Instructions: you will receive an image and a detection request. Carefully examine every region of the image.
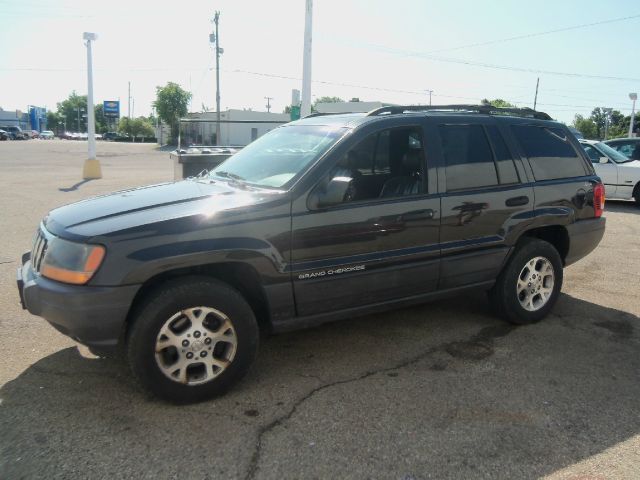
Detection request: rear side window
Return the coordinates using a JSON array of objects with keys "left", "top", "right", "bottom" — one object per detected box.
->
[
  {"left": 512, "top": 126, "right": 587, "bottom": 180},
  {"left": 440, "top": 125, "right": 498, "bottom": 191}
]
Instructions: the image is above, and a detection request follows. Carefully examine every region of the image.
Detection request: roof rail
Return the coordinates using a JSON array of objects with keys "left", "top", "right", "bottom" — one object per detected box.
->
[
  {"left": 303, "top": 112, "right": 354, "bottom": 118},
  {"left": 366, "top": 104, "right": 552, "bottom": 121}
]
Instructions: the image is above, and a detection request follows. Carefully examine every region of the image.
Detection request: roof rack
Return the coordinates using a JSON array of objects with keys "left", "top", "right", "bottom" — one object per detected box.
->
[
  {"left": 366, "top": 104, "right": 552, "bottom": 121},
  {"left": 304, "top": 112, "right": 354, "bottom": 118}
]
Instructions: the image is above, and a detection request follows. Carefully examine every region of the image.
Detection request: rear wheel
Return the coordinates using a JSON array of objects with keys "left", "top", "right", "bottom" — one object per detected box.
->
[
  {"left": 489, "top": 238, "right": 563, "bottom": 325},
  {"left": 633, "top": 183, "right": 640, "bottom": 207},
  {"left": 127, "top": 277, "right": 259, "bottom": 403}
]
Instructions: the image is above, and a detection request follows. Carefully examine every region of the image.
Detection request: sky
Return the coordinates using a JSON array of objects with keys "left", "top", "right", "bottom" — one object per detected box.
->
[{"left": 1, "top": 0, "right": 639, "bottom": 124}]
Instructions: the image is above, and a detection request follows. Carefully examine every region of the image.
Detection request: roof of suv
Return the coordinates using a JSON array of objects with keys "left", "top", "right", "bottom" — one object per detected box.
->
[{"left": 289, "top": 104, "right": 558, "bottom": 129}]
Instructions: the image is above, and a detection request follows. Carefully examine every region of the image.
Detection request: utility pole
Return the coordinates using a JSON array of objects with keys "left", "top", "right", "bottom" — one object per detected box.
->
[
  {"left": 603, "top": 107, "right": 612, "bottom": 140},
  {"left": 128, "top": 81, "right": 131, "bottom": 118},
  {"left": 212, "top": 11, "right": 222, "bottom": 145},
  {"left": 629, "top": 93, "right": 637, "bottom": 137},
  {"left": 132, "top": 98, "right": 135, "bottom": 118},
  {"left": 264, "top": 96, "right": 273, "bottom": 112},
  {"left": 425, "top": 89, "right": 433, "bottom": 106},
  {"left": 301, "top": 0, "right": 313, "bottom": 117},
  {"left": 533, "top": 77, "right": 540, "bottom": 110}
]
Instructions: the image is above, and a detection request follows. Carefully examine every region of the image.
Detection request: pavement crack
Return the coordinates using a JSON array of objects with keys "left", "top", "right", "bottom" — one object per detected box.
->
[
  {"left": 243, "top": 323, "right": 516, "bottom": 480},
  {"left": 244, "top": 347, "right": 439, "bottom": 479}
]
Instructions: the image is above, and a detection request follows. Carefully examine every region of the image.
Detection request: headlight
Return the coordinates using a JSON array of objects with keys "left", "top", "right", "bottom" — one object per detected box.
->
[{"left": 40, "top": 236, "right": 105, "bottom": 285}]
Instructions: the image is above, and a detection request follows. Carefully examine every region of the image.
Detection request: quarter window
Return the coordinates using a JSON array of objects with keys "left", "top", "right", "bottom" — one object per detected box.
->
[{"left": 512, "top": 125, "right": 587, "bottom": 180}]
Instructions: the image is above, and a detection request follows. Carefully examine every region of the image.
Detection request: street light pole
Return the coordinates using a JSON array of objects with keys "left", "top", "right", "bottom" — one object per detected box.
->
[
  {"left": 629, "top": 93, "right": 637, "bottom": 138},
  {"left": 83, "top": 32, "right": 101, "bottom": 179},
  {"left": 301, "top": 0, "right": 313, "bottom": 118}
]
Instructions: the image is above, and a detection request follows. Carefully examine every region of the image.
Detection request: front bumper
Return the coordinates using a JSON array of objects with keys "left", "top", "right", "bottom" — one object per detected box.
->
[
  {"left": 565, "top": 217, "right": 606, "bottom": 266},
  {"left": 17, "top": 255, "right": 140, "bottom": 349}
]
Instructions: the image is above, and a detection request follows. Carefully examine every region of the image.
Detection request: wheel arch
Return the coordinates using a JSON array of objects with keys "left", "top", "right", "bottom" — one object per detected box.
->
[
  {"left": 518, "top": 225, "right": 570, "bottom": 265},
  {"left": 125, "top": 262, "right": 273, "bottom": 337}
]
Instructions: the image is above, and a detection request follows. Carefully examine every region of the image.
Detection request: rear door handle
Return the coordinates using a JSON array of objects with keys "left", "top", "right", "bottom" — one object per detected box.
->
[
  {"left": 402, "top": 209, "right": 436, "bottom": 221},
  {"left": 505, "top": 196, "right": 529, "bottom": 207}
]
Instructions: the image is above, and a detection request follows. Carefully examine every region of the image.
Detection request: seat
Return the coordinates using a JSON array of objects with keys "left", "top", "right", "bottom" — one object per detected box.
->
[{"left": 379, "top": 150, "right": 422, "bottom": 198}]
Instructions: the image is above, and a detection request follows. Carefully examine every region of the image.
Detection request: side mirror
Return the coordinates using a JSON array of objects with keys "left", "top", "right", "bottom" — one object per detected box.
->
[
  {"left": 599, "top": 157, "right": 609, "bottom": 164},
  {"left": 308, "top": 174, "right": 352, "bottom": 209}
]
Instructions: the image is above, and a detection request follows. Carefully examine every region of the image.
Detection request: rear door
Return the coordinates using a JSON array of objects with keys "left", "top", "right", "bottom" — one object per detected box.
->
[
  {"left": 433, "top": 117, "right": 534, "bottom": 289},
  {"left": 289, "top": 120, "right": 441, "bottom": 316},
  {"left": 511, "top": 123, "right": 597, "bottom": 222}
]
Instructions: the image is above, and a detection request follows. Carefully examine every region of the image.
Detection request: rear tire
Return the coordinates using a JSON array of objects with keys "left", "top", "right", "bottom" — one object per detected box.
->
[
  {"left": 489, "top": 238, "right": 563, "bottom": 325},
  {"left": 127, "top": 276, "right": 259, "bottom": 403}
]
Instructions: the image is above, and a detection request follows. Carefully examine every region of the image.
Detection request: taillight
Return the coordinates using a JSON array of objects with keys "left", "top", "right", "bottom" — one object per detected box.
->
[{"left": 593, "top": 183, "right": 605, "bottom": 218}]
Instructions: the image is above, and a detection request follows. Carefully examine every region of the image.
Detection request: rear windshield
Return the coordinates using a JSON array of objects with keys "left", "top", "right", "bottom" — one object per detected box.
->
[{"left": 512, "top": 125, "right": 588, "bottom": 180}]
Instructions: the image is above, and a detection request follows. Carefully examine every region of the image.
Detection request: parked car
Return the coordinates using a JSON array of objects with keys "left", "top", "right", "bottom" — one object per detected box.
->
[
  {"left": 1, "top": 125, "right": 26, "bottom": 140},
  {"left": 580, "top": 139, "right": 640, "bottom": 206},
  {"left": 0, "top": 129, "right": 8, "bottom": 141},
  {"left": 102, "top": 131, "right": 120, "bottom": 141},
  {"left": 17, "top": 105, "right": 606, "bottom": 403},
  {"left": 22, "top": 130, "right": 39, "bottom": 139},
  {"left": 603, "top": 138, "right": 640, "bottom": 161},
  {"left": 40, "top": 130, "right": 55, "bottom": 140}
]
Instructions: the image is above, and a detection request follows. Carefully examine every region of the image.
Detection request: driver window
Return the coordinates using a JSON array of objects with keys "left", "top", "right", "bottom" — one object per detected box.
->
[
  {"left": 582, "top": 145, "right": 601, "bottom": 163},
  {"left": 326, "top": 126, "right": 425, "bottom": 204}
]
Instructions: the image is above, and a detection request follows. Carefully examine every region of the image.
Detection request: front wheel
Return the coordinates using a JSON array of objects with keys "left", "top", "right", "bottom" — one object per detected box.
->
[
  {"left": 127, "top": 277, "right": 259, "bottom": 403},
  {"left": 489, "top": 238, "right": 563, "bottom": 325}
]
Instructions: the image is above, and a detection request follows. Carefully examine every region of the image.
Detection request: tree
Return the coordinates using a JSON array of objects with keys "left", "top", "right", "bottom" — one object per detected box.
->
[
  {"left": 313, "top": 96, "right": 344, "bottom": 106},
  {"left": 481, "top": 98, "right": 516, "bottom": 108},
  {"left": 57, "top": 91, "right": 89, "bottom": 132},
  {"left": 153, "top": 82, "right": 191, "bottom": 144},
  {"left": 46, "top": 111, "right": 64, "bottom": 133},
  {"left": 118, "top": 117, "right": 155, "bottom": 141},
  {"left": 572, "top": 114, "right": 598, "bottom": 139}
]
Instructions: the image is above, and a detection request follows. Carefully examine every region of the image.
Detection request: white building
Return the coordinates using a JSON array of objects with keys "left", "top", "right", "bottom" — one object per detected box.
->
[
  {"left": 314, "top": 101, "right": 394, "bottom": 114},
  {"left": 179, "top": 109, "right": 290, "bottom": 146}
]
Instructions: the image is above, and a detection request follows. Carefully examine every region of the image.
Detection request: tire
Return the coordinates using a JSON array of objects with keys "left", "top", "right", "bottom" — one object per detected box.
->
[
  {"left": 489, "top": 238, "right": 563, "bottom": 325},
  {"left": 127, "top": 276, "right": 259, "bottom": 403},
  {"left": 633, "top": 184, "right": 640, "bottom": 207}
]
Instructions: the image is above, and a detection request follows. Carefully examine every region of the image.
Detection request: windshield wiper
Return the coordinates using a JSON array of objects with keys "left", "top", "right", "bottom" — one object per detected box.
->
[{"left": 213, "top": 170, "right": 245, "bottom": 181}]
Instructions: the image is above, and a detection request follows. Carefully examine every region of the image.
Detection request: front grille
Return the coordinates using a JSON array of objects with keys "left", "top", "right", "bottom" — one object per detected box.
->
[{"left": 31, "top": 228, "right": 48, "bottom": 273}]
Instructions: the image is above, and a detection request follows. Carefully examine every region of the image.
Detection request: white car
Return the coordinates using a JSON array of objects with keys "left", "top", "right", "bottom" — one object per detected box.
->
[
  {"left": 40, "top": 130, "right": 55, "bottom": 139},
  {"left": 580, "top": 139, "right": 640, "bottom": 206}
]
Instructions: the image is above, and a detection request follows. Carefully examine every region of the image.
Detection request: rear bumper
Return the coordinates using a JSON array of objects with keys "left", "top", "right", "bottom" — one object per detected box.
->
[
  {"left": 17, "top": 256, "right": 140, "bottom": 349},
  {"left": 565, "top": 217, "right": 606, "bottom": 266}
]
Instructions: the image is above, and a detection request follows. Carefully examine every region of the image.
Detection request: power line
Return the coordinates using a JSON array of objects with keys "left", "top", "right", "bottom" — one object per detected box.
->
[{"left": 423, "top": 13, "right": 640, "bottom": 54}]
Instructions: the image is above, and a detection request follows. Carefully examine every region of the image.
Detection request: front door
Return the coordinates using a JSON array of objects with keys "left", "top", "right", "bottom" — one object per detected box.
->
[
  {"left": 290, "top": 123, "right": 441, "bottom": 316},
  {"left": 583, "top": 143, "right": 618, "bottom": 196}
]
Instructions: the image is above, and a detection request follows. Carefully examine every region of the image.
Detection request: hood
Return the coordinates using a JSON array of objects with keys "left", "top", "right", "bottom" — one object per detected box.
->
[{"left": 44, "top": 180, "right": 285, "bottom": 240}]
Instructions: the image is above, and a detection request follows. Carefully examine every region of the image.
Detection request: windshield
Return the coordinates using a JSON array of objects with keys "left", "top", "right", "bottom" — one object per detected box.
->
[
  {"left": 209, "top": 125, "right": 346, "bottom": 188},
  {"left": 595, "top": 142, "right": 632, "bottom": 163}
]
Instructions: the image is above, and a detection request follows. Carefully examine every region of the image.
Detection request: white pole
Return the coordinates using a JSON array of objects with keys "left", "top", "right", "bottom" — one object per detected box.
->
[
  {"left": 83, "top": 32, "right": 101, "bottom": 179},
  {"left": 301, "top": 0, "right": 313, "bottom": 117},
  {"left": 86, "top": 38, "right": 96, "bottom": 160},
  {"left": 629, "top": 98, "right": 637, "bottom": 138}
]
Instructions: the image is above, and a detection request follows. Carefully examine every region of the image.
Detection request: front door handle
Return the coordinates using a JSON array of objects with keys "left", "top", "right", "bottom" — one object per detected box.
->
[
  {"left": 505, "top": 196, "right": 529, "bottom": 207},
  {"left": 402, "top": 209, "right": 436, "bottom": 221}
]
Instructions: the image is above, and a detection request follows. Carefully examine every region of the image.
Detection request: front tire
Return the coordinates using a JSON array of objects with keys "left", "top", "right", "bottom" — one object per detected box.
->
[
  {"left": 489, "top": 238, "right": 563, "bottom": 325},
  {"left": 127, "top": 277, "right": 259, "bottom": 403}
]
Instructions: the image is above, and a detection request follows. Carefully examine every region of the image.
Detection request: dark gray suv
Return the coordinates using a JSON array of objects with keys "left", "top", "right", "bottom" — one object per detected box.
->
[{"left": 17, "top": 105, "right": 606, "bottom": 403}]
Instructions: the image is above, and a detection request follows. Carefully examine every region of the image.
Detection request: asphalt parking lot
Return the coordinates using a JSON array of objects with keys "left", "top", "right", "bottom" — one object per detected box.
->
[{"left": 0, "top": 140, "right": 639, "bottom": 479}]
